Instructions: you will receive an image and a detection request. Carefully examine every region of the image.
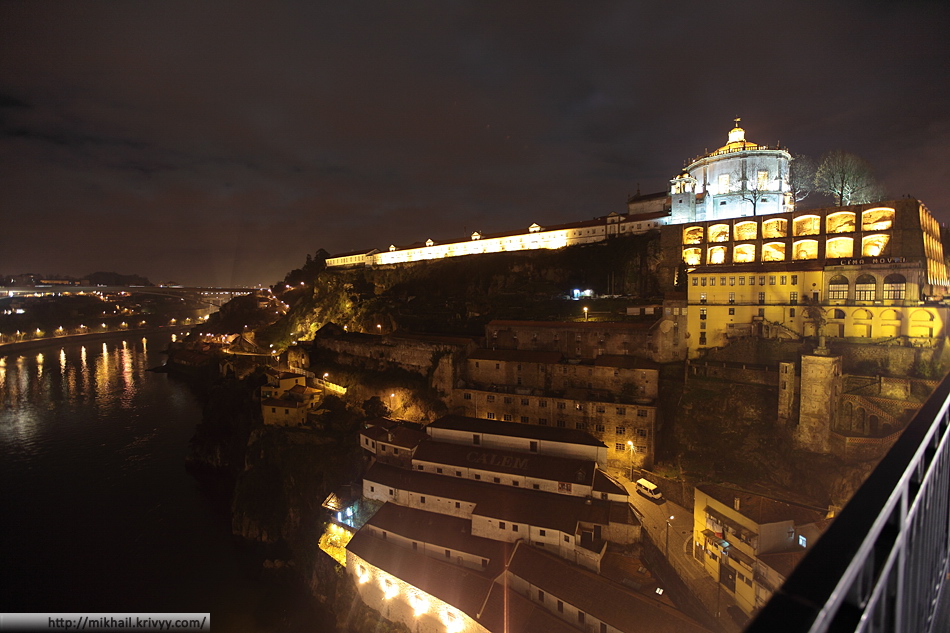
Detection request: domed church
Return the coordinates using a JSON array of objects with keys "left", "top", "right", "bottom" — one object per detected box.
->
[{"left": 668, "top": 119, "right": 793, "bottom": 224}]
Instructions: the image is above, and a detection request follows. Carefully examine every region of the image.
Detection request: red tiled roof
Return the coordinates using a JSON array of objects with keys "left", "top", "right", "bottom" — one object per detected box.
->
[
  {"left": 427, "top": 415, "right": 606, "bottom": 448},
  {"left": 347, "top": 531, "right": 495, "bottom": 619},
  {"left": 379, "top": 426, "right": 429, "bottom": 450},
  {"left": 412, "top": 440, "right": 597, "bottom": 486},
  {"left": 363, "top": 463, "right": 610, "bottom": 534},
  {"left": 697, "top": 484, "right": 826, "bottom": 526},
  {"left": 757, "top": 550, "right": 807, "bottom": 578},
  {"left": 365, "top": 503, "right": 507, "bottom": 569},
  {"left": 593, "top": 469, "right": 628, "bottom": 497},
  {"left": 478, "top": 584, "right": 581, "bottom": 633},
  {"left": 506, "top": 543, "right": 713, "bottom": 633}
]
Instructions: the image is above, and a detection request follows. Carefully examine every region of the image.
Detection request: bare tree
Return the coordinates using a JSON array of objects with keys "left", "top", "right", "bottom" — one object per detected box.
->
[
  {"left": 788, "top": 154, "right": 817, "bottom": 203},
  {"left": 732, "top": 159, "right": 769, "bottom": 216},
  {"left": 815, "top": 150, "right": 885, "bottom": 206}
]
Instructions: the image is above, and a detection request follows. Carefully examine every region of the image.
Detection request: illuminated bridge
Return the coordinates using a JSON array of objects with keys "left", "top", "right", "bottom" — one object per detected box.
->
[{"left": 748, "top": 371, "right": 950, "bottom": 632}]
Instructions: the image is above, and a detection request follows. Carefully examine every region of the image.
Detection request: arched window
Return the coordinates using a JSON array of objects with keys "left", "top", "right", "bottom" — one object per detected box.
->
[
  {"left": 855, "top": 275, "right": 876, "bottom": 301},
  {"left": 763, "top": 218, "right": 788, "bottom": 238},
  {"left": 883, "top": 274, "right": 906, "bottom": 300},
  {"left": 682, "top": 248, "right": 701, "bottom": 266},
  {"left": 852, "top": 309, "right": 873, "bottom": 320},
  {"left": 708, "top": 224, "right": 730, "bottom": 243},
  {"left": 734, "top": 221, "right": 757, "bottom": 241},
  {"left": 762, "top": 242, "right": 786, "bottom": 262},
  {"left": 856, "top": 407, "right": 866, "bottom": 432},
  {"left": 733, "top": 244, "right": 756, "bottom": 263},
  {"left": 833, "top": 309, "right": 846, "bottom": 319},
  {"left": 826, "top": 211, "right": 856, "bottom": 233},
  {"left": 862, "top": 207, "right": 894, "bottom": 231},
  {"left": 826, "top": 237, "right": 854, "bottom": 258},
  {"left": 829, "top": 275, "right": 849, "bottom": 300},
  {"left": 862, "top": 234, "right": 890, "bottom": 257},
  {"left": 910, "top": 310, "right": 934, "bottom": 338},
  {"left": 793, "top": 239, "right": 818, "bottom": 260},
  {"left": 793, "top": 215, "right": 821, "bottom": 236},
  {"left": 707, "top": 246, "right": 727, "bottom": 265},
  {"left": 683, "top": 226, "right": 704, "bottom": 245}
]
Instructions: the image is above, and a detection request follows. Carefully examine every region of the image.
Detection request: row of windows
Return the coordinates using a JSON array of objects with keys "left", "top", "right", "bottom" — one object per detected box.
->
[
  {"left": 471, "top": 393, "right": 648, "bottom": 416},
  {"left": 699, "top": 292, "right": 799, "bottom": 306},
  {"left": 537, "top": 590, "right": 605, "bottom": 630},
  {"left": 480, "top": 412, "right": 651, "bottom": 440},
  {"left": 615, "top": 443, "right": 647, "bottom": 453},
  {"left": 412, "top": 465, "right": 547, "bottom": 490},
  {"left": 475, "top": 361, "right": 627, "bottom": 378},
  {"left": 828, "top": 274, "right": 906, "bottom": 301},
  {"left": 694, "top": 274, "right": 799, "bottom": 287},
  {"left": 684, "top": 234, "right": 890, "bottom": 265},
  {"left": 682, "top": 208, "right": 895, "bottom": 244}
]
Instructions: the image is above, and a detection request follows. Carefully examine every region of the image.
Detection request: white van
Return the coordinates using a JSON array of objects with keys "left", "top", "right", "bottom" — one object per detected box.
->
[{"left": 635, "top": 478, "right": 663, "bottom": 500}]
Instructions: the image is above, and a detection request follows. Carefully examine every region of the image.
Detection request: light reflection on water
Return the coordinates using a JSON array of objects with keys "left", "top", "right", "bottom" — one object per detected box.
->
[
  {"left": 0, "top": 334, "right": 333, "bottom": 629},
  {"left": 0, "top": 339, "right": 154, "bottom": 458}
]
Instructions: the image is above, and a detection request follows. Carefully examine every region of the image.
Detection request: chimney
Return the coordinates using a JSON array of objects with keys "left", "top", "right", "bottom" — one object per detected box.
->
[{"left": 733, "top": 496, "right": 741, "bottom": 511}]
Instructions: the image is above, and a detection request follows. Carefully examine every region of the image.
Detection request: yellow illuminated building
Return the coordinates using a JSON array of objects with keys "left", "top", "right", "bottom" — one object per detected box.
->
[{"left": 678, "top": 198, "right": 949, "bottom": 357}]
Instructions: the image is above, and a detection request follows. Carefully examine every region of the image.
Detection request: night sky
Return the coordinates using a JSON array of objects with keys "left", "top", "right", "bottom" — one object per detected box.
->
[{"left": 2, "top": 1, "right": 948, "bottom": 287}]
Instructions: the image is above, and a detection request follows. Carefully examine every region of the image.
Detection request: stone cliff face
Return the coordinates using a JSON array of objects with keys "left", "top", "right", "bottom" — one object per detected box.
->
[
  {"left": 230, "top": 425, "right": 360, "bottom": 544},
  {"left": 186, "top": 378, "right": 257, "bottom": 476},
  {"left": 190, "top": 375, "right": 389, "bottom": 630}
]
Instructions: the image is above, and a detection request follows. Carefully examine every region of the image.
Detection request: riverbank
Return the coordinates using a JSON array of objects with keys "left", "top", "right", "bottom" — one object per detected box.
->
[{"left": 0, "top": 325, "right": 187, "bottom": 356}]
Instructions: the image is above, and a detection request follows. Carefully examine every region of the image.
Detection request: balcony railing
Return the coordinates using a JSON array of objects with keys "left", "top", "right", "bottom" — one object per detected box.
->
[{"left": 747, "top": 368, "right": 950, "bottom": 632}]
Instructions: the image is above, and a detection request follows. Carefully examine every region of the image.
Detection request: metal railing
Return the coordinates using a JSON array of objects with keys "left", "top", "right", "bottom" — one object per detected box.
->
[{"left": 747, "top": 368, "right": 950, "bottom": 632}]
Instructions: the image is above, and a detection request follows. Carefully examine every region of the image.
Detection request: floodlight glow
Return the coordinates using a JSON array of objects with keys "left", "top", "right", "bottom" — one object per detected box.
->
[{"left": 409, "top": 592, "right": 430, "bottom": 616}]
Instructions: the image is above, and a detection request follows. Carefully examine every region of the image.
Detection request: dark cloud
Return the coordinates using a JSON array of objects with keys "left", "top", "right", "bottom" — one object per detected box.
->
[{"left": 1, "top": 1, "right": 948, "bottom": 286}]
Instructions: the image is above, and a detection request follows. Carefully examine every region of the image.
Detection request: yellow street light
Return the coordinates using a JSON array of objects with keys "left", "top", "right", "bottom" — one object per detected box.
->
[
  {"left": 626, "top": 441, "right": 634, "bottom": 479},
  {"left": 583, "top": 306, "right": 589, "bottom": 321}
]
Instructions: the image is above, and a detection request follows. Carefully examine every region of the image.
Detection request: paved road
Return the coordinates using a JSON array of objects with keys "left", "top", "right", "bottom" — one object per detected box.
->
[{"left": 620, "top": 474, "right": 746, "bottom": 633}]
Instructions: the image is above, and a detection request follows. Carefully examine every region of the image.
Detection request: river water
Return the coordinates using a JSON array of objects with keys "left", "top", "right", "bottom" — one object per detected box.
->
[{"left": 0, "top": 333, "right": 331, "bottom": 631}]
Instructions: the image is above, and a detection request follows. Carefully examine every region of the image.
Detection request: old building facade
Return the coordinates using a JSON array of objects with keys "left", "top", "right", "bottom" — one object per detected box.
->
[{"left": 675, "top": 198, "right": 948, "bottom": 358}]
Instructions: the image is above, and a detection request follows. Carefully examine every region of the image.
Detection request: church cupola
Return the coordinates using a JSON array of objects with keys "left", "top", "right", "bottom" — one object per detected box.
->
[{"left": 728, "top": 119, "right": 746, "bottom": 144}]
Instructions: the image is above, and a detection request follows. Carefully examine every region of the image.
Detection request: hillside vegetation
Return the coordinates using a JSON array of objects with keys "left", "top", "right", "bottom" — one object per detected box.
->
[{"left": 204, "top": 234, "right": 666, "bottom": 347}]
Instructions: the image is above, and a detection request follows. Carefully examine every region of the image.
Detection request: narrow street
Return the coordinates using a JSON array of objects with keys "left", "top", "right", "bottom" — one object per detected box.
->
[{"left": 620, "top": 475, "right": 746, "bottom": 633}]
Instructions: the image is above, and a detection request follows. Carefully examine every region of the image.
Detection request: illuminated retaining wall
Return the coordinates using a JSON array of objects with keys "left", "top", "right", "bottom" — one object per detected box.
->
[{"left": 346, "top": 549, "right": 489, "bottom": 633}]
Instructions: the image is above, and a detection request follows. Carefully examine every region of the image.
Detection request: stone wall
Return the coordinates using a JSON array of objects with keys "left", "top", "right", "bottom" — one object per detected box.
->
[
  {"left": 829, "top": 430, "right": 901, "bottom": 462},
  {"left": 313, "top": 334, "right": 473, "bottom": 396},
  {"left": 466, "top": 356, "right": 659, "bottom": 401},
  {"left": 687, "top": 360, "right": 780, "bottom": 387},
  {"left": 795, "top": 354, "right": 842, "bottom": 453}
]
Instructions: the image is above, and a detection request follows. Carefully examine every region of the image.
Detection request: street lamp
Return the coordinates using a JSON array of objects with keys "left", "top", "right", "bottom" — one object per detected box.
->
[
  {"left": 626, "top": 441, "right": 634, "bottom": 479},
  {"left": 665, "top": 515, "right": 675, "bottom": 559},
  {"left": 376, "top": 324, "right": 382, "bottom": 334},
  {"left": 390, "top": 392, "right": 395, "bottom": 413},
  {"left": 583, "top": 306, "right": 589, "bottom": 321}
]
